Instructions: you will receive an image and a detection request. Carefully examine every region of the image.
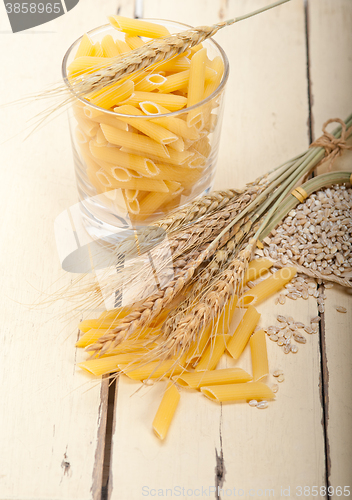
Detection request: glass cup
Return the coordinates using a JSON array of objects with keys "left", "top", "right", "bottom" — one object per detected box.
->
[{"left": 62, "top": 19, "right": 229, "bottom": 240}]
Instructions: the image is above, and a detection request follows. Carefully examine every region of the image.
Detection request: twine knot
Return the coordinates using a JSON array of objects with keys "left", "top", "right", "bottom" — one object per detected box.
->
[{"left": 310, "top": 118, "right": 352, "bottom": 169}]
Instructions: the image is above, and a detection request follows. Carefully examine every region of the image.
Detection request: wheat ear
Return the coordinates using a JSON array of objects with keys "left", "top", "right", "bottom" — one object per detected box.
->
[
  {"left": 156, "top": 240, "right": 257, "bottom": 359},
  {"left": 85, "top": 186, "right": 264, "bottom": 356},
  {"left": 67, "top": 0, "right": 290, "bottom": 97}
]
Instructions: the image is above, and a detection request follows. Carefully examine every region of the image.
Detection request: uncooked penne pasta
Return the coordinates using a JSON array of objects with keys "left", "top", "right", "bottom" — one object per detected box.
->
[
  {"left": 226, "top": 306, "right": 261, "bottom": 360},
  {"left": 113, "top": 105, "right": 179, "bottom": 145},
  {"left": 125, "top": 34, "right": 145, "bottom": 50},
  {"left": 214, "top": 295, "right": 238, "bottom": 335},
  {"left": 89, "top": 142, "right": 159, "bottom": 177},
  {"left": 120, "top": 146, "right": 194, "bottom": 166},
  {"left": 92, "top": 41, "right": 104, "bottom": 57},
  {"left": 174, "top": 368, "right": 252, "bottom": 389},
  {"left": 76, "top": 328, "right": 109, "bottom": 348},
  {"left": 140, "top": 102, "right": 200, "bottom": 140},
  {"left": 109, "top": 16, "right": 170, "bottom": 38},
  {"left": 101, "top": 34, "right": 121, "bottom": 57},
  {"left": 154, "top": 56, "right": 190, "bottom": 73},
  {"left": 195, "top": 334, "right": 230, "bottom": 372},
  {"left": 135, "top": 74, "right": 167, "bottom": 92},
  {"left": 201, "top": 382, "right": 275, "bottom": 403},
  {"left": 242, "top": 258, "right": 273, "bottom": 286},
  {"left": 96, "top": 160, "right": 133, "bottom": 182},
  {"left": 186, "top": 324, "right": 212, "bottom": 364},
  {"left": 153, "top": 382, "right": 180, "bottom": 440},
  {"left": 79, "top": 353, "right": 146, "bottom": 377},
  {"left": 124, "top": 189, "right": 139, "bottom": 201},
  {"left": 123, "top": 190, "right": 140, "bottom": 214},
  {"left": 119, "top": 359, "right": 185, "bottom": 380},
  {"left": 187, "top": 48, "right": 207, "bottom": 126},
  {"left": 153, "top": 163, "right": 202, "bottom": 184},
  {"left": 84, "top": 109, "right": 128, "bottom": 131},
  {"left": 100, "top": 123, "right": 170, "bottom": 159},
  {"left": 79, "top": 317, "right": 124, "bottom": 332},
  {"left": 135, "top": 191, "right": 175, "bottom": 221},
  {"left": 204, "top": 56, "right": 225, "bottom": 98},
  {"left": 158, "top": 67, "right": 215, "bottom": 94},
  {"left": 239, "top": 267, "right": 297, "bottom": 306},
  {"left": 115, "top": 39, "right": 131, "bottom": 54},
  {"left": 89, "top": 80, "right": 134, "bottom": 109},
  {"left": 250, "top": 329, "right": 269, "bottom": 382},
  {"left": 118, "top": 91, "right": 187, "bottom": 111},
  {"left": 68, "top": 56, "right": 112, "bottom": 77},
  {"left": 74, "top": 33, "right": 94, "bottom": 59}
]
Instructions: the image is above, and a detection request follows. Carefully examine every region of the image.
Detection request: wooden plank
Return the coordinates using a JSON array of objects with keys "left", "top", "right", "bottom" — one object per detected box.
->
[
  {"left": 108, "top": 1, "right": 326, "bottom": 498},
  {"left": 308, "top": 0, "right": 352, "bottom": 495},
  {"left": 0, "top": 1, "right": 134, "bottom": 499}
]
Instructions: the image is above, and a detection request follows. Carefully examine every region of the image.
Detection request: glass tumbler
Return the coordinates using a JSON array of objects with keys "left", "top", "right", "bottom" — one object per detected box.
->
[{"left": 62, "top": 19, "right": 229, "bottom": 240}]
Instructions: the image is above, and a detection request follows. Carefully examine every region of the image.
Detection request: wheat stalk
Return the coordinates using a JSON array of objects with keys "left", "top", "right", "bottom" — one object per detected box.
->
[
  {"left": 157, "top": 239, "right": 257, "bottom": 359},
  {"left": 151, "top": 188, "right": 243, "bottom": 233},
  {"left": 66, "top": 0, "right": 290, "bottom": 98}
]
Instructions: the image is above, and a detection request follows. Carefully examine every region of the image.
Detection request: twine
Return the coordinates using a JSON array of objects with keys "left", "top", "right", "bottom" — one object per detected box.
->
[{"left": 310, "top": 118, "right": 352, "bottom": 170}]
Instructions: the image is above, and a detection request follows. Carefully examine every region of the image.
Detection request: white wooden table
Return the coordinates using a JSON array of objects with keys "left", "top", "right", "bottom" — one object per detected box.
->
[{"left": 0, "top": 1, "right": 351, "bottom": 499}]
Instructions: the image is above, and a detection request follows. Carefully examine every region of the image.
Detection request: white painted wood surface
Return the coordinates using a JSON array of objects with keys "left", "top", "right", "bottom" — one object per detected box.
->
[
  {"left": 108, "top": 1, "right": 327, "bottom": 498},
  {"left": 0, "top": 1, "right": 133, "bottom": 499},
  {"left": 1, "top": 0, "right": 351, "bottom": 498},
  {"left": 308, "top": 0, "right": 352, "bottom": 496}
]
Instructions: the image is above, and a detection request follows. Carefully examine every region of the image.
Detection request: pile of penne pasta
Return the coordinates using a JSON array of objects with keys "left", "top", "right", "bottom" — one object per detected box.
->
[
  {"left": 77, "top": 258, "right": 297, "bottom": 440},
  {"left": 67, "top": 17, "right": 225, "bottom": 221}
]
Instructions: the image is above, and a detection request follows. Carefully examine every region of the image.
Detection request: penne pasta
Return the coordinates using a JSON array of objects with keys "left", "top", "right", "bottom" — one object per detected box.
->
[
  {"left": 120, "top": 146, "right": 194, "bottom": 166},
  {"left": 239, "top": 267, "right": 297, "bottom": 306},
  {"left": 84, "top": 109, "right": 128, "bottom": 131},
  {"left": 100, "top": 123, "right": 170, "bottom": 159},
  {"left": 226, "top": 306, "right": 261, "bottom": 360},
  {"left": 76, "top": 328, "right": 109, "bottom": 348},
  {"left": 250, "top": 329, "right": 269, "bottom": 382},
  {"left": 118, "top": 91, "right": 187, "bottom": 111},
  {"left": 74, "top": 33, "right": 94, "bottom": 59},
  {"left": 152, "top": 382, "right": 180, "bottom": 440},
  {"left": 195, "top": 334, "right": 230, "bottom": 372},
  {"left": 135, "top": 192, "right": 174, "bottom": 221},
  {"left": 101, "top": 34, "right": 120, "bottom": 57},
  {"left": 154, "top": 56, "right": 190, "bottom": 73},
  {"left": 201, "top": 382, "right": 275, "bottom": 403},
  {"left": 119, "top": 360, "right": 185, "bottom": 380},
  {"left": 92, "top": 41, "right": 104, "bottom": 57},
  {"left": 113, "top": 105, "right": 179, "bottom": 144},
  {"left": 174, "top": 368, "right": 252, "bottom": 389},
  {"left": 109, "top": 16, "right": 170, "bottom": 38},
  {"left": 135, "top": 74, "right": 167, "bottom": 92},
  {"left": 214, "top": 295, "right": 238, "bottom": 335},
  {"left": 89, "top": 80, "right": 134, "bottom": 109},
  {"left": 153, "top": 163, "right": 202, "bottom": 184},
  {"left": 186, "top": 324, "right": 212, "bottom": 364},
  {"left": 187, "top": 47, "right": 207, "bottom": 126},
  {"left": 204, "top": 56, "right": 225, "bottom": 98},
  {"left": 79, "top": 353, "right": 147, "bottom": 377},
  {"left": 125, "top": 34, "right": 145, "bottom": 50},
  {"left": 67, "top": 56, "right": 113, "bottom": 77},
  {"left": 115, "top": 39, "right": 131, "bottom": 54},
  {"left": 89, "top": 142, "right": 159, "bottom": 177},
  {"left": 158, "top": 67, "right": 216, "bottom": 94},
  {"left": 242, "top": 258, "right": 274, "bottom": 286},
  {"left": 79, "top": 317, "right": 124, "bottom": 333},
  {"left": 140, "top": 102, "right": 200, "bottom": 140}
]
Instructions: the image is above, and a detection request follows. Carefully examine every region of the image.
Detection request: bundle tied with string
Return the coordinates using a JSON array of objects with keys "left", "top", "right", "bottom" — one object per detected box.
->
[{"left": 309, "top": 118, "right": 352, "bottom": 170}]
